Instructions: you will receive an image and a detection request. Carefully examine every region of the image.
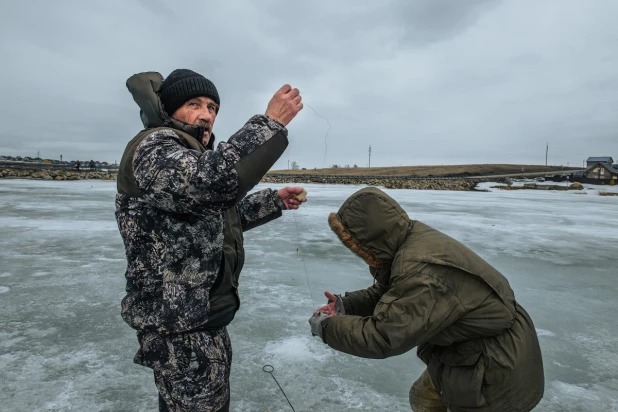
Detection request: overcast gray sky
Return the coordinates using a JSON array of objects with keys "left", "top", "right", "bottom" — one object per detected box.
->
[{"left": 1, "top": 0, "right": 616, "bottom": 169}]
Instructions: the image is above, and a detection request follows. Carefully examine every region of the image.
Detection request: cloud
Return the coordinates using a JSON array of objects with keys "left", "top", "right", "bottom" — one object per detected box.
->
[{"left": 0, "top": 0, "right": 616, "bottom": 168}]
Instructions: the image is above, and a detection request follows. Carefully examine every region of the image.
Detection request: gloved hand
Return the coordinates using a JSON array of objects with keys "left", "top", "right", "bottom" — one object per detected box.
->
[{"left": 308, "top": 311, "right": 331, "bottom": 340}]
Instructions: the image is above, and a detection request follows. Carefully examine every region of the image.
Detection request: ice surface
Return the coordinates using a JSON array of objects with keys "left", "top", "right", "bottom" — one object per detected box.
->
[{"left": 0, "top": 179, "right": 617, "bottom": 411}]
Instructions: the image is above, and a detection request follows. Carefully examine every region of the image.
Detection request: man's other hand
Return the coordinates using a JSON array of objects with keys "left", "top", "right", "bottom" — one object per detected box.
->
[
  {"left": 316, "top": 291, "right": 338, "bottom": 316},
  {"left": 278, "top": 187, "right": 307, "bottom": 210},
  {"left": 265, "top": 84, "right": 303, "bottom": 126}
]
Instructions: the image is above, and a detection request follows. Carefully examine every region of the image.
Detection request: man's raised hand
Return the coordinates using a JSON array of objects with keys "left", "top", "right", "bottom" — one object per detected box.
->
[{"left": 265, "top": 84, "right": 303, "bottom": 126}]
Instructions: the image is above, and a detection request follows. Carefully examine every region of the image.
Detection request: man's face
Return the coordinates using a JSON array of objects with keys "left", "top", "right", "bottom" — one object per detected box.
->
[{"left": 170, "top": 96, "right": 218, "bottom": 142}]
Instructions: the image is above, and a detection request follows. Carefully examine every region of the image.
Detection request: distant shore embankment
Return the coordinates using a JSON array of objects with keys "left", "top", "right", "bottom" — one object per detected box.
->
[
  {"left": 261, "top": 175, "right": 480, "bottom": 191},
  {"left": 3, "top": 166, "right": 594, "bottom": 194},
  {"left": 0, "top": 167, "right": 481, "bottom": 190},
  {"left": 0, "top": 167, "right": 116, "bottom": 181}
]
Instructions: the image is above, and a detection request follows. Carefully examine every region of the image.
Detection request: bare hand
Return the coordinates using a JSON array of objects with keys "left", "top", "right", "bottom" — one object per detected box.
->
[
  {"left": 316, "top": 291, "right": 338, "bottom": 316},
  {"left": 277, "top": 187, "right": 307, "bottom": 210},
  {"left": 265, "top": 84, "right": 303, "bottom": 126}
]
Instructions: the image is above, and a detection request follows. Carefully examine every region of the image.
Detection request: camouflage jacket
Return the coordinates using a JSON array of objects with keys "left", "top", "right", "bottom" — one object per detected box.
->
[{"left": 115, "top": 114, "right": 287, "bottom": 336}]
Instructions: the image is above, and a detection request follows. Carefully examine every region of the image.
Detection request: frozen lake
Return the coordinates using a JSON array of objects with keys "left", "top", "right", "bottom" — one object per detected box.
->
[{"left": 0, "top": 179, "right": 617, "bottom": 412}]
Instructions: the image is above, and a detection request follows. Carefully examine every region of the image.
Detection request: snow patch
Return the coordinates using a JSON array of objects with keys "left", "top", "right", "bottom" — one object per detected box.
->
[
  {"left": 263, "top": 336, "right": 332, "bottom": 364},
  {"left": 551, "top": 381, "right": 600, "bottom": 401}
]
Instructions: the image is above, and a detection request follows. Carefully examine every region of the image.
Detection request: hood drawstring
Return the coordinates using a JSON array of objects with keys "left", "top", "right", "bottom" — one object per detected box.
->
[{"left": 196, "top": 126, "right": 205, "bottom": 145}]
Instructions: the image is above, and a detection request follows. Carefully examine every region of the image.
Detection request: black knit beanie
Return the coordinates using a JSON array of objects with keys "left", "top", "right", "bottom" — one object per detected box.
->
[{"left": 160, "top": 69, "right": 220, "bottom": 116}]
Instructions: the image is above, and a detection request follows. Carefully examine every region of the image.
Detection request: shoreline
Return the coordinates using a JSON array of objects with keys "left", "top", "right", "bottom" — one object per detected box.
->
[
  {"left": 0, "top": 167, "right": 481, "bottom": 190},
  {"left": 3, "top": 167, "right": 615, "bottom": 195},
  {"left": 0, "top": 167, "right": 116, "bottom": 181}
]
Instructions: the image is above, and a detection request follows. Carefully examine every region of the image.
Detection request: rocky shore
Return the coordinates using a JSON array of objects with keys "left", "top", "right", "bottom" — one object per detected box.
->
[
  {"left": 12, "top": 167, "right": 608, "bottom": 195},
  {"left": 1, "top": 167, "right": 483, "bottom": 190},
  {"left": 491, "top": 182, "right": 583, "bottom": 191},
  {"left": 0, "top": 167, "right": 117, "bottom": 181},
  {"left": 261, "top": 176, "right": 480, "bottom": 191}
]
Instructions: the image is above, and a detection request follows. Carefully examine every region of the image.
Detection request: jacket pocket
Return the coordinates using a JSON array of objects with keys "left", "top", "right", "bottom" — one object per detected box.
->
[
  {"left": 373, "top": 293, "right": 399, "bottom": 322},
  {"left": 428, "top": 342, "right": 488, "bottom": 409}
]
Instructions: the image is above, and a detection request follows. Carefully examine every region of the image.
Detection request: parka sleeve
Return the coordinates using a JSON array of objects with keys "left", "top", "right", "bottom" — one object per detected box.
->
[
  {"left": 237, "top": 188, "right": 286, "bottom": 232},
  {"left": 340, "top": 282, "right": 389, "bottom": 317},
  {"left": 321, "top": 272, "right": 465, "bottom": 359},
  {"left": 133, "top": 115, "right": 287, "bottom": 215}
]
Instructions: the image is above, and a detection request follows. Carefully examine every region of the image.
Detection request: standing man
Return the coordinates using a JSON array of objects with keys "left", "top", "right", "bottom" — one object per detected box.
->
[
  {"left": 116, "top": 69, "right": 306, "bottom": 411},
  {"left": 310, "top": 187, "right": 544, "bottom": 412}
]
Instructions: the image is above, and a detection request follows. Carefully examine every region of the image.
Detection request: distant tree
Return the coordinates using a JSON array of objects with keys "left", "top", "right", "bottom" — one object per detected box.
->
[
  {"left": 291, "top": 161, "right": 300, "bottom": 170},
  {"left": 332, "top": 164, "right": 339, "bottom": 168},
  {"left": 353, "top": 164, "right": 358, "bottom": 168}
]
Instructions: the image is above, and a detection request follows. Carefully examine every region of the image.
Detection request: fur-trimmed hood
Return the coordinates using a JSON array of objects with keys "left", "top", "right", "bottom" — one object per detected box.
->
[{"left": 328, "top": 187, "right": 411, "bottom": 270}]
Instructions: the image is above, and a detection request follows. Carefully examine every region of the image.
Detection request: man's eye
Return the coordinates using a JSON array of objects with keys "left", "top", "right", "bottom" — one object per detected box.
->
[
  {"left": 208, "top": 105, "right": 216, "bottom": 112},
  {"left": 189, "top": 102, "right": 198, "bottom": 107}
]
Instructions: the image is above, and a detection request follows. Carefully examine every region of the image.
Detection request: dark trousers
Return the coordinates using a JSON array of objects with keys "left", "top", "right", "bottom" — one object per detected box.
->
[
  {"left": 151, "top": 328, "right": 232, "bottom": 412},
  {"left": 158, "top": 394, "right": 230, "bottom": 412}
]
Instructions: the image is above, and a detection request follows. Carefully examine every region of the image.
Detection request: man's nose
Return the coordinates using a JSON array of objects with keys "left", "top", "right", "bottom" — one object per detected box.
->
[{"left": 198, "top": 108, "right": 214, "bottom": 123}]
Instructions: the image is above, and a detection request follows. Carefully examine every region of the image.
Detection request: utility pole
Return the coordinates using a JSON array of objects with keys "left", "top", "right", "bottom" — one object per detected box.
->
[
  {"left": 60, "top": 155, "right": 63, "bottom": 162},
  {"left": 368, "top": 145, "right": 372, "bottom": 168},
  {"left": 37, "top": 150, "right": 40, "bottom": 159},
  {"left": 545, "top": 143, "right": 548, "bottom": 166}
]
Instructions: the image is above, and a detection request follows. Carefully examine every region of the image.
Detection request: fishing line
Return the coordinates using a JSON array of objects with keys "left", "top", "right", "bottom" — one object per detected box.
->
[
  {"left": 292, "top": 210, "right": 352, "bottom": 408},
  {"left": 263, "top": 104, "right": 347, "bottom": 411},
  {"left": 303, "top": 103, "right": 332, "bottom": 167}
]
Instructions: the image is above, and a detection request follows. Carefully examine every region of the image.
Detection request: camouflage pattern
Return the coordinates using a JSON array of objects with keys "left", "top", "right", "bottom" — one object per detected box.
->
[
  {"left": 138, "top": 327, "right": 233, "bottom": 411},
  {"left": 118, "top": 67, "right": 293, "bottom": 410},
  {"left": 116, "top": 114, "right": 285, "bottom": 336},
  {"left": 237, "top": 188, "right": 286, "bottom": 231},
  {"left": 115, "top": 113, "right": 288, "bottom": 411}
]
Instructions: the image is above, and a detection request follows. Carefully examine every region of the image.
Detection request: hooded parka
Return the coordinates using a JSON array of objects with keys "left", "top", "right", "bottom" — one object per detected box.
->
[{"left": 321, "top": 187, "right": 544, "bottom": 412}]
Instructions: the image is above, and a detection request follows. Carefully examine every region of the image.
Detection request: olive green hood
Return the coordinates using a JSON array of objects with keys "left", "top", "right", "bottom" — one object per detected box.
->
[
  {"left": 328, "top": 187, "right": 411, "bottom": 268},
  {"left": 125, "top": 71, "right": 216, "bottom": 149}
]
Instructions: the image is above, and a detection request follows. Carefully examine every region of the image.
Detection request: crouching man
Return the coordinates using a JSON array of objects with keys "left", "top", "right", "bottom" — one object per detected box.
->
[{"left": 309, "top": 187, "right": 544, "bottom": 412}]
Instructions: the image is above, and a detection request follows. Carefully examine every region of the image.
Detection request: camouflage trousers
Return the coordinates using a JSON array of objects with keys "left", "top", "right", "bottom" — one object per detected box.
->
[
  {"left": 140, "top": 327, "right": 233, "bottom": 412},
  {"left": 409, "top": 368, "right": 450, "bottom": 412}
]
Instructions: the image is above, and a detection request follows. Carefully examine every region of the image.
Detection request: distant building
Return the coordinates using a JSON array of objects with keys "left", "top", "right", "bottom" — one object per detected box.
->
[
  {"left": 584, "top": 161, "right": 618, "bottom": 184},
  {"left": 586, "top": 156, "right": 613, "bottom": 168}
]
